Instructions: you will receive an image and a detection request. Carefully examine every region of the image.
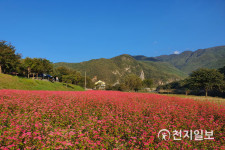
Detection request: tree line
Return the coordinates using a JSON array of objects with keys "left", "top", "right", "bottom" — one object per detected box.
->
[
  {"left": 157, "top": 68, "right": 225, "bottom": 97},
  {"left": 0, "top": 40, "right": 93, "bottom": 88},
  {"left": 106, "top": 74, "right": 153, "bottom": 92}
]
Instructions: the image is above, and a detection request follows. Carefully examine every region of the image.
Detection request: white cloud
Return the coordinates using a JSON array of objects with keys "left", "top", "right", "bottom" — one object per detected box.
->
[{"left": 173, "top": 51, "right": 180, "bottom": 54}]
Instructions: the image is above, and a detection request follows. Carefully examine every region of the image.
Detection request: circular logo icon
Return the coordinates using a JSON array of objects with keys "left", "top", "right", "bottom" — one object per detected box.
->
[{"left": 158, "top": 129, "right": 171, "bottom": 140}]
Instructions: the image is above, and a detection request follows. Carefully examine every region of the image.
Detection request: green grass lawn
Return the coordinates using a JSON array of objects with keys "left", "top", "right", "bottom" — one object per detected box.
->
[
  {"left": 161, "top": 93, "right": 225, "bottom": 105},
  {"left": 0, "top": 74, "right": 84, "bottom": 91}
]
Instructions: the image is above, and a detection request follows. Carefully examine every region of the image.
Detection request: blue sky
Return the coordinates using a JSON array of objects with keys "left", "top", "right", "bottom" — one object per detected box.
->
[{"left": 0, "top": 0, "right": 225, "bottom": 63}]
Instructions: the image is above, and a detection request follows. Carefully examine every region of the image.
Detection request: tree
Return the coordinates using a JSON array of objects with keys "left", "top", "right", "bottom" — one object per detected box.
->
[
  {"left": 0, "top": 41, "right": 21, "bottom": 74},
  {"left": 142, "top": 78, "right": 153, "bottom": 89},
  {"left": 20, "top": 57, "right": 53, "bottom": 78},
  {"left": 218, "top": 66, "right": 225, "bottom": 76},
  {"left": 112, "top": 83, "right": 128, "bottom": 91},
  {"left": 62, "top": 75, "right": 74, "bottom": 87},
  {"left": 180, "top": 79, "right": 191, "bottom": 95},
  {"left": 124, "top": 74, "right": 142, "bottom": 92},
  {"left": 72, "top": 72, "right": 82, "bottom": 85},
  {"left": 217, "top": 66, "right": 225, "bottom": 94},
  {"left": 53, "top": 66, "right": 71, "bottom": 82},
  {"left": 187, "top": 68, "right": 224, "bottom": 96},
  {"left": 32, "top": 58, "right": 53, "bottom": 77},
  {"left": 78, "top": 76, "right": 94, "bottom": 88},
  {"left": 23, "top": 57, "right": 35, "bottom": 78}
]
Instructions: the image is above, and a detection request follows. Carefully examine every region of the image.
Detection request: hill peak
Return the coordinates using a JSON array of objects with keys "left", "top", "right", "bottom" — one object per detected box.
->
[
  {"left": 112, "top": 54, "right": 135, "bottom": 61},
  {"left": 117, "top": 54, "right": 132, "bottom": 57}
]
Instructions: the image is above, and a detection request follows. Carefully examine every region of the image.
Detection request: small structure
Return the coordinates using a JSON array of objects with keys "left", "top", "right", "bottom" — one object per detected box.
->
[
  {"left": 56, "top": 77, "right": 59, "bottom": 82},
  {"left": 37, "top": 74, "right": 54, "bottom": 82},
  {"left": 39, "top": 74, "right": 53, "bottom": 79},
  {"left": 92, "top": 76, "right": 97, "bottom": 82},
  {"left": 143, "top": 88, "right": 151, "bottom": 92},
  {"left": 140, "top": 70, "right": 145, "bottom": 81},
  {"left": 95, "top": 80, "right": 106, "bottom": 90}
]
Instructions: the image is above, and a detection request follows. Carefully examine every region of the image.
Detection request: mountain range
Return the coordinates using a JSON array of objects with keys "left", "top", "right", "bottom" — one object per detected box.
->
[
  {"left": 133, "top": 46, "right": 225, "bottom": 74},
  {"left": 55, "top": 46, "right": 225, "bottom": 85}
]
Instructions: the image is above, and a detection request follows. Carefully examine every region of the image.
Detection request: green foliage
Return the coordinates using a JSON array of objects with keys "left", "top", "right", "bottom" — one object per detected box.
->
[
  {"left": 140, "top": 61, "right": 187, "bottom": 78},
  {"left": 124, "top": 74, "right": 142, "bottom": 91},
  {"left": 54, "top": 66, "right": 94, "bottom": 88},
  {"left": 18, "top": 57, "right": 53, "bottom": 77},
  {"left": 157, "top": 67, "right": 225, "bottom": 97},
  {"left": 23, "top": 57, "right": 35, "bottom": 74},
  {"left": 187, "top": 68, "right": 224, "bottom": 96},
  {"left": 72, "top": 72, "right": 82, "bottom": 85},
  {"left": 62, "top": 74, "right": 74, "bottom": 85},
  {"left": 218, "top": 66, "right": 225, "bottom": 76},
  {"left": 31, "top": 58, "right": 53, "bottom": 74},
  {"left": 78, "top": 76, "right": 94, "bottom": 88},
  {"left": 112, "top": 83, "right": 128, "bottom": 91},
  {"left": 142, "top": 79, "right": 153, "bottom": 88},
  {"left": 157, "top": 79, "right": 191, "bottom": 95},
  {"left": 62, "top": 73, "right": 82, "bottom": 84},
  {"left": 53, "top": 66, "right": 71, "bottom": 81},
  {"left": 105, "top": 84, "right": 113, "bottom": 90},
  {"left": 0, "top": 41, "right": 21, "bottom": 73}
]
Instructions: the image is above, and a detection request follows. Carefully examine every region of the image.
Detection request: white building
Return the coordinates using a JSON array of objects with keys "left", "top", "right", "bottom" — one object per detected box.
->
[{"left": 95, "top": 80, "right": 106, "bottom": 90}]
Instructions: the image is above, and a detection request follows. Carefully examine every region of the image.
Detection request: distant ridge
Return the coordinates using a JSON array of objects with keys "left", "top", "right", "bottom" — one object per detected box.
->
[{"left": 133, "top": 46, "right": 225, "bottom": 74}]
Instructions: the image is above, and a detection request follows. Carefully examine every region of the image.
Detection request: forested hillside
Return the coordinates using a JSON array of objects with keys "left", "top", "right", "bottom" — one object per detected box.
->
[
  {"left": 55, "top": 54, "right": 186, "bottom": 85},
  {"left": 133, "top": 46, "right": 225, "bottom": 74}
]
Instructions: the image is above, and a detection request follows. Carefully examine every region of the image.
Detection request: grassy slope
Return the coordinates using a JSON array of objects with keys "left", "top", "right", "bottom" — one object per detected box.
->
[
  {"left": 0, "top": 74, "right": 84, "bottom": 91},
  {"left": 139, "top": 61, "right": 188, "bottom": 78}
]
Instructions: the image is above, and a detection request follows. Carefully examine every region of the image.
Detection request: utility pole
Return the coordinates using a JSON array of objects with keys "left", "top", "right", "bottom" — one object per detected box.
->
[
  {"left": 28, "top": 67, "right": 31, "bottom": 78},
  {"left": 85, "top": 71, "right": 87, "bottom": 90}
]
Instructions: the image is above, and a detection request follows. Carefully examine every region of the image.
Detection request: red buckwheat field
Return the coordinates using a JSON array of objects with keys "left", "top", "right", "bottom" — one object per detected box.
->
[{"left": 0, "top": 90, "right": 224, "bottom": 149}]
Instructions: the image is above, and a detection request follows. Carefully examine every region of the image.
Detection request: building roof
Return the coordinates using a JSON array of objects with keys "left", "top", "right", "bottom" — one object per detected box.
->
[{"left": 95, "top": 80, "right": 105, "bottom": 85}]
